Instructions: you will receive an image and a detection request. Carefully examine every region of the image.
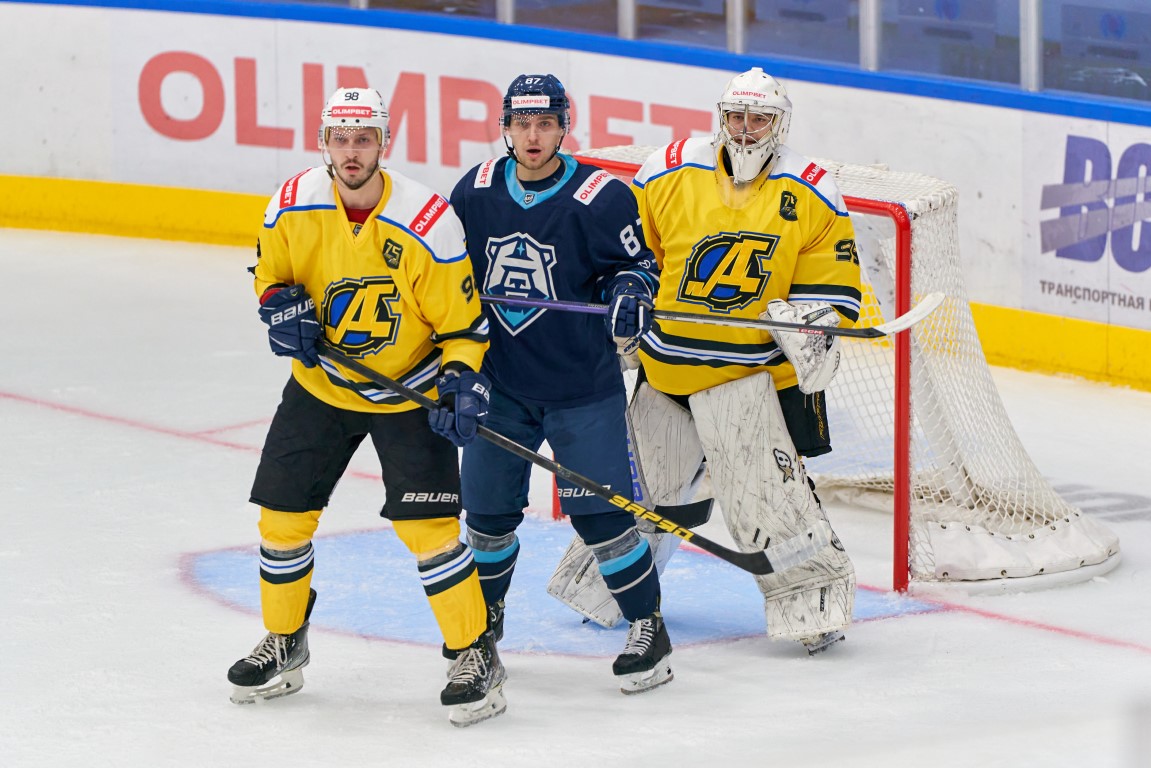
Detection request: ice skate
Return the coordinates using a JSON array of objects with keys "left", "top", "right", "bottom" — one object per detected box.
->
[
  {"left": 801, "top": 630, "right": 845, "bottom": 656},
  {"left": 227, "top": 589, "right": 316, "bottom": 704},
  {"left": 613, "top": 612, "right": 673, "bottom": 695},
  {"left": 442, "top": 600, "right": 504, "bottom": 660},
  {"left": 441, "top": 629, "right": 507, "bottom": 727}
]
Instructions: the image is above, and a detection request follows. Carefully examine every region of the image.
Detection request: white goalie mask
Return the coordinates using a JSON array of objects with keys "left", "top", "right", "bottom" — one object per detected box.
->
[
  {"left": 716, "top": 68, "right": 792, "bottom": 184},
  {"left": 318, "top": 87, "right": 391, "bottom": 168}
]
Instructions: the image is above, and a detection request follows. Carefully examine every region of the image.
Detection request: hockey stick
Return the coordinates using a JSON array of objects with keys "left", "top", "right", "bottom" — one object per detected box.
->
[
  {"left": 316, "top": 341, "right": 827, "bottom": 576},
  {"left": 480, "top": 292, "right": 946, "bottom": 338}
]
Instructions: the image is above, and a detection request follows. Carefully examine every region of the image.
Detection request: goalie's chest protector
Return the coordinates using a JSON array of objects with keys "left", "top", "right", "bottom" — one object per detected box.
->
[
  {"left": 451, "top": 156, "right": 643, "bottom": 407},
  {"left": 634, "top": 139, "right": 859, "bottom": 396}
]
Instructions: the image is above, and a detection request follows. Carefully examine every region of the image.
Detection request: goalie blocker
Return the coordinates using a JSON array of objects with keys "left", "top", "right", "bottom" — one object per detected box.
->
[{"left": 549, "top": 372, "right": 854, "bottom": 649}]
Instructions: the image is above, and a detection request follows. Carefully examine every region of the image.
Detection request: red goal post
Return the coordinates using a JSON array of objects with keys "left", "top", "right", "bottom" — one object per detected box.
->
[{"left": 573, "top": 146, "right": 1120, "bottom": 593}]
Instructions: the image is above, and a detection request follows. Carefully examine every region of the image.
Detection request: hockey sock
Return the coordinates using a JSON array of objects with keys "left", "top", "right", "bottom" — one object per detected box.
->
[
  {"left": 259, "top": 542, "right": 316, "bottom": 634},
  {"left": 257, "top": 508, "right": 322, "bottom": 634},
  {"left": 581, "top": 525, "right": 659, "bottom": 622},
  {"left": 394, "top": 518, "right": 487, "bottom": 651},
  {"left": 466, "top": 528, "right": 520, "bottom": 607}
]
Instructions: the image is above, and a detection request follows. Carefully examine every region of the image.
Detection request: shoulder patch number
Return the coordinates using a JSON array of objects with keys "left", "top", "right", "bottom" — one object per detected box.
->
[{"left": 835, "top": 239, "right": 859, "bottom": 264}]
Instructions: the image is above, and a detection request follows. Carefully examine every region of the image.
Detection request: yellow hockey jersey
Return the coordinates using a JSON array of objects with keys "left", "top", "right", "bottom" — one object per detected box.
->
[
  {"left": 254, "top": 166, "right": 488, "bottom": 413},
  {"left": 633, "top": 138, "right": 861, "bottom": 395}
]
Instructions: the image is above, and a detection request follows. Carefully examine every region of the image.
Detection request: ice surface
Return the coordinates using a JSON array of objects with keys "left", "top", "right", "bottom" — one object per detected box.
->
[{"left": 3, "top": 229, "right": 1149, "bottom": 767}]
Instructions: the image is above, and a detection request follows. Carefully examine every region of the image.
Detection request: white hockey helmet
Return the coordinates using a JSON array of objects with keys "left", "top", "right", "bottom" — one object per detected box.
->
[
  {"left": 716, "top": 68, "right": 792, "bottom": 184},
  {"left": 318, "top": 87, "right": 390, "bottom": 160}
]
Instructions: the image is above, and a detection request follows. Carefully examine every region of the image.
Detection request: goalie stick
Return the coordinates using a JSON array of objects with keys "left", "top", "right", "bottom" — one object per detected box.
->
[
  {"left": 316, "top": 341, "right": 828, "bottom": 576},
  {"left": 480, "top": 292, "right": 945, "bottom": 338}
]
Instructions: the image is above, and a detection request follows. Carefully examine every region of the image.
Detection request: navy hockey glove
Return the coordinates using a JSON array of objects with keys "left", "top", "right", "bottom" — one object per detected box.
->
[
  {"left": 429, "top": 369, "right": 491, "bottom": 447},
  {"left": 606, "top": 279, "right": 653, "bottom": 357},
  {"left": 259, "top": 285, "right": 322, "bottom": 368}
]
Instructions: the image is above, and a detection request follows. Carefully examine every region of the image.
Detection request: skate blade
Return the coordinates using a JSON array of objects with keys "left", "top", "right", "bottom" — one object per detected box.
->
[
  {"left": 229, "top": 668, "right": 306, "bottom": 705},
  {"left": 803, "top": 631, "right": 846, "bottom": 656},
  {"left": 448, "top": 684, "right": 507, "bottom": 728},
  {"left": 618, "top": 660, "right": 673, "bottom": 696}
]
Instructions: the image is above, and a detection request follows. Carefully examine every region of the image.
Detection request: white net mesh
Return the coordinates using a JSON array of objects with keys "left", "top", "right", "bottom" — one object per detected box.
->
[{"left": 578, "top": 145, "right": 1120, "bottom": 587}]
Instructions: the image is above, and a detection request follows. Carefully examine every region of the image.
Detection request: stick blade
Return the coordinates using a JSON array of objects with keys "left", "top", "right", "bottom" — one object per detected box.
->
[
  {"left": 870, "top": 291, "right": 946, "bottom": 336},
  {"left": 653, "top": 498, "right": 713, "bottom": 529}
]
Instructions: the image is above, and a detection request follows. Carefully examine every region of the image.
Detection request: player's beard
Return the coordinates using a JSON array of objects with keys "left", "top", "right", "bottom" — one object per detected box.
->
[{"left": 335, "top": 160, "right": 377, "bottom": 191}]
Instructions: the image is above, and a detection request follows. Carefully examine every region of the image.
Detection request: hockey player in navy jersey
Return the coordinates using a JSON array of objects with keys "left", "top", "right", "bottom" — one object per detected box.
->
[{"left": 449, "top": 74, "right": 672, "bottom": 694}]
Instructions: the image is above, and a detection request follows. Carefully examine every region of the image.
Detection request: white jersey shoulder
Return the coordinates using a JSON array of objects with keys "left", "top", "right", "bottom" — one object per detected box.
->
[
  {"left": 382, "top": 167, "right": 467, "bottom": 261},
  {"left": 770, "top": 146, "right": 849, "bottom": 214},
  {"left": 263, "top": 166, "right": 331, "bottom": 224},
  {"left": 633, "top": 137, "right": 716, "bottom": 187}
]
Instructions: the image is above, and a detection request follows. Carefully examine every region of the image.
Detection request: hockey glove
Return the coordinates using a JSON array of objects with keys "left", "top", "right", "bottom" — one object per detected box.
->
[
  {"left": 428, "top": 369, "right": 491, "bottom": 447},
  {"left": 762, "top": 300, "right": 843, "bottom": 394},
  {"left": 606, "top": 279, "right": 654, "bottom": 363},
  {"left": 259, "top": 285, "right": 322, "bottom": 368}
]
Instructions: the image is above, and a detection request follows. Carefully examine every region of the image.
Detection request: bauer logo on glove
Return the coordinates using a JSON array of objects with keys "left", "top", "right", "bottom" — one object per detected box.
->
[
  {"left": 259, "top": 284, "right": 323, "bottom": 368},
  {"left": 428, "top": 369, "right": 492, "bottom": 447}
]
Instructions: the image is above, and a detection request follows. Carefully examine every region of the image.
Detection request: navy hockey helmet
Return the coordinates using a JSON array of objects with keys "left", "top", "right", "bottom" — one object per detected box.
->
[{"left": 501, "top": 74, "right": 570, "bottom": 130}]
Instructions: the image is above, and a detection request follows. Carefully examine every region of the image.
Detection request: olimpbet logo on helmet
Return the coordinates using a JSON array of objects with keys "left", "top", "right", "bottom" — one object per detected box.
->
[
  {"left": 717, "top": 67, "right": 792, "bottom": 185},
  {"left": 318, "top": 87, "right": 391, "bottom": 191},
  {"left": 501, "top": 74, "right": 570, "bottom": 176}
]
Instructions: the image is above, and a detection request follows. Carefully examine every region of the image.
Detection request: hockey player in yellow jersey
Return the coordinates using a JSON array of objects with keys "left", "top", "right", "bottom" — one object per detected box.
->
[
  {"left": 228, "top": 87, "right": 506, "bottom": 726},
  {"left": 562, "top": 68, "right": 861, "bottom": 655}
]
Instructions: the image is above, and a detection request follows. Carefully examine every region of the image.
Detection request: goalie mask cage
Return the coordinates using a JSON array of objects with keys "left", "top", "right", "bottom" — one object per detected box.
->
[{"left": 575, "top": 145, "right": 1120, "bottom": 592}]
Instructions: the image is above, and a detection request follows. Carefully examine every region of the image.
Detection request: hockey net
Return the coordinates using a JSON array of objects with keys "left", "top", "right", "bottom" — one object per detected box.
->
[{"left": 575, "top": 145, "right": 1120, "bottom": 592}]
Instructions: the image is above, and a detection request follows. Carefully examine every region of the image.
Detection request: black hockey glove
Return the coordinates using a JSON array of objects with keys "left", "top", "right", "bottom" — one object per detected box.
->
[
  {"left": 259, "top": 285, "right": 322, "bottom": 368},
  {"left": 606, "top": 278, "right": 653, "bottom": 356},
  {"left": 429, "top": 369, "right": 491, "bottom": 447}
]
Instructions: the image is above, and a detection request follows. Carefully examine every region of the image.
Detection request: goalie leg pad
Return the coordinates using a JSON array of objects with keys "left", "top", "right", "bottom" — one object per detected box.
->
[
  {"left": 689, "top": 372, "right": 855, "bottom": 641},
  {"left": 628, "top": 383, "right": 706, "bottom": 507}
]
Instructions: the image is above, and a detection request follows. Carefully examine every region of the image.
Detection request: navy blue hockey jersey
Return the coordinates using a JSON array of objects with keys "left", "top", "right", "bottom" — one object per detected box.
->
[{"left": 450, "top": 154, "right": 658, "bottom": 408}]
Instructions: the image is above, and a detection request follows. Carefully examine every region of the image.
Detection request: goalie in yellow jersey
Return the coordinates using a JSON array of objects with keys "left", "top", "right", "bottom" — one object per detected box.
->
[
  {"left": 227, "top": 87, "right": 505, "bottom": 726},
  {"left": 551, "top": 68, "right": 861, "bottom": 655}
]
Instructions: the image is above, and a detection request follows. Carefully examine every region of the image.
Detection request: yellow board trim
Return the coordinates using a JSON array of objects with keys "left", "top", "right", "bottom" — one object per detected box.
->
[
  {"left": 3, "top": 175, "right": 1149, "bottom": 391},
  {"left": 0, "top": 174, "right": 266, "bottom": 246},
  {"left": 972, "top": 303, "right": 1151, "bottom": 392}
]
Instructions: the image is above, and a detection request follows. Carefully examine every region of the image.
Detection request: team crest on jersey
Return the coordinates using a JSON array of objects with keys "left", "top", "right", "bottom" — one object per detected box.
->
[
  {"left": 772, "top": 448, "right": 796, "bottom": 483},
  {"left": 523, "top": 192, "right": 536, "bottom": 205},
  {"left": 483, "top": 232, "right": 557, "bottom": 336},
  {"left": 679, "top": 231, "right": 779, "bottom": 313},
  {"left": 383, "top": 239, "right": 403, "bottom": 269},
  {"left": 780, "top": 191, "right": 798, "bottom": 221},
  {"left": 323, "top": 276, "right": 401, "bottom": 355}
]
